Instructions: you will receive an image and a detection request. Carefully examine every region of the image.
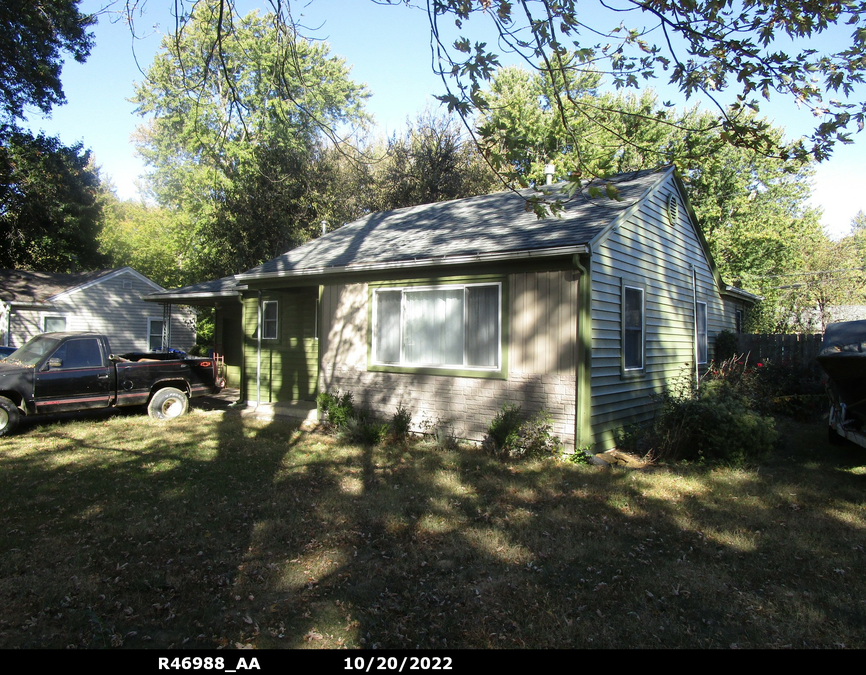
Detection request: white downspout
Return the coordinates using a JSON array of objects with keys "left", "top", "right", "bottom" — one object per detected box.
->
[{"left": 691, "top": 266, "right": 699, "bottom": 387}]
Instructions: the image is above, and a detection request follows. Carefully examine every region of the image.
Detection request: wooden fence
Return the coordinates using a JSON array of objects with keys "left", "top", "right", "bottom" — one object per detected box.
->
[{"left": 735, "top": 333, "right": 823, "bottom": 365}]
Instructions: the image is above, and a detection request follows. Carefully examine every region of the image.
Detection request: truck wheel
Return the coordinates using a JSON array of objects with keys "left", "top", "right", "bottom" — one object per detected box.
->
[
  {"left": 0, "top": 396, "right": 20, "bottom": 437},
  {"left": 148, "top": 387, "right": 189, "bottom": 421}
]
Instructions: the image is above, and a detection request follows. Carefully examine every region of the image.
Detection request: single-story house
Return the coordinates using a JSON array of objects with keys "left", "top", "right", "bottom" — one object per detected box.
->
[
  {"left": 163, "top": 166, "right": 758, "bottom": 449},
  {"left": 0, "top": 267, "right": 196, "bottom": 353}
]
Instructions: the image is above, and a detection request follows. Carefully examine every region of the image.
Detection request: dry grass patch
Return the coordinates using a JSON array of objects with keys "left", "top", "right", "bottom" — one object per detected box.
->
[{"left": 0, "top": 410, "right": 864, "bottom": 648}]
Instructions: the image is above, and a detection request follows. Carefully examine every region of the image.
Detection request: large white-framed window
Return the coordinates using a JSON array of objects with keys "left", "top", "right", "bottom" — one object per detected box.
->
[
  {"left": 43, "top": 315, "right": 66, "bottom": 333},
  {"left": 262, "top": 301, "right": 279, "bottom": 340},
  {"left": 622, "top": 285, "right": 644, "bottom": 372},
  {"left": 372, "top": 282, "right": 502, "bottom": 371},
  {"left": 696, "top": 301, "right": 708, "bottom": 365},
  {"left": 147, "top": 317, "right": 164, "bottom": 351}
]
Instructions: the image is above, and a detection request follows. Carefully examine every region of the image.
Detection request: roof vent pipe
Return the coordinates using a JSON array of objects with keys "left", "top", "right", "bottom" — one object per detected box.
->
[
  {"left": 321, "top": 221, "right": 328, "bottom": 236},
  {"left": 544, "top": 164, "right": 556, "bottom": 185}
]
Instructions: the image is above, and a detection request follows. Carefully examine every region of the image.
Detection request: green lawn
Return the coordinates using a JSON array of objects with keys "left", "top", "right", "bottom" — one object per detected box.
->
[{"left": 0, "top": 407, "right": 864, "bottom": 649}]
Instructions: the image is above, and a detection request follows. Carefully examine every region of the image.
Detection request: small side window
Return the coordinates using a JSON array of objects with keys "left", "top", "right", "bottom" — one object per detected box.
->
[
  {"left": 262, "top": 301, "right": 278, "bottom": 340},
  {"left": 148, "top": 318, "right": 164, "bottom": 351},
  {"left": 43, "top": 316, "right": 66, "bottom": 333},
  {"left": 623, "top": 285, "right": 644, "bottom": 372}
]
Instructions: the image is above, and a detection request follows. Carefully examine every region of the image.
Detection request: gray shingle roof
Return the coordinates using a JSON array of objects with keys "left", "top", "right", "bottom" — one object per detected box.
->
[
  {"left": 0, "top": 268, "right": 117, "bottom": 305},
  {"left": 237, "top": 167, "right": 668, "bottom": 279}
]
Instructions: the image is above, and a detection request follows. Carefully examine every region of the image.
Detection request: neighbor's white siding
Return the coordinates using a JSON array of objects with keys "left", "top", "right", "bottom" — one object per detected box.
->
[
  {"left": 588, "top": 173, "right": 729, "bottom": 449},
  {"left": 8, "top": 269, "right": 195, "bottom": 352}
]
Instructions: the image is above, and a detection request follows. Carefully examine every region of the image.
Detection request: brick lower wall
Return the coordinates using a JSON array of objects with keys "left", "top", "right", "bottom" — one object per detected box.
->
[{"left": 321, "top": 365, "right": 576, "bottom": 447}]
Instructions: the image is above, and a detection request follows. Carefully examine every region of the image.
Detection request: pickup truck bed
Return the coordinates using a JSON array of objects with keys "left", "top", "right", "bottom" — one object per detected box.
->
[{"left": 0, "top": 332, "right": 224, "bottom": 436}]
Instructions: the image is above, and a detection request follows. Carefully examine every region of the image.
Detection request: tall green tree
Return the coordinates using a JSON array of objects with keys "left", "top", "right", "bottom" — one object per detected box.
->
[
  {"left": 132, "top": 3, "right": 369, "bottom": 279},
  {"left": 0, "top": 0, "right": 95, "bottom": 123},
  {"left": 123, "top": 1, "right": 865, "bottom": 200},
  {"left": 770, "top": 235, "right": 866, "bottom": 333},
  {"left": 482, "top": 66, "right": 823, "bottom": 300},
  {"left": 426, "top": 0, "right": 866, "bottom": 174},
  {"left": 367, "top": 111, "right": 497, "bottom": 212},
  {"left": 97, "top": 187, "right": 191, "bottom": 289},
  {"left": 0, "top": 129, "right": 104, "bottom": 272}
]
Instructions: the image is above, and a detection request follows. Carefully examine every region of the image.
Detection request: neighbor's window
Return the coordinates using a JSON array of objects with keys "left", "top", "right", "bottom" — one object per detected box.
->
[
  {"left": 373, "top": 283, "right": 501, "bottom": 369},
  {"left": 623, "top": 285, "right": 644, "bottom": 371},
  {"left": 148, "top": 318, "right": 164, "bottom": 351},
  {"left": 696, "top": 301, "right": 708, "bottom": 365},
  {"left": 43, "top": 316, "right": 66, "bottom": 333},
  {"left": 262, "top": 301, "right": 278, "bottom": 340}
]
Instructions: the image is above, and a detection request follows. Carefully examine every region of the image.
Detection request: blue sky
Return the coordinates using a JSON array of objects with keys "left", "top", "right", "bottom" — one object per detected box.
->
[{"left": 22, "top": 0, "right": 865, "bottom": 238}]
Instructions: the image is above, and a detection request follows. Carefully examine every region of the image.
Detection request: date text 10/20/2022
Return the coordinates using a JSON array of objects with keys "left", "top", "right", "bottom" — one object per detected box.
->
[{"left": 344, "top": 657, "right": 453, "bottom": 671}]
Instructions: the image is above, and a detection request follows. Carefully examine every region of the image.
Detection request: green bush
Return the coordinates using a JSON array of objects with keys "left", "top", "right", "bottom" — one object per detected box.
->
[
  {"left": 704, "top": 355, "right": 826, "bottom": 421},
  {"left": 483, "top": 403, "right": 523, "bottom": 455},
  {"left": 337, "top": 415, "right": 388, "bottom": 446},
  {"left": 484, "top": 404, "right": 562, "bottom": 460},
  {"left": 317, "top": 391, "right": 355, "bottom": 428},
  {"left": 714, "top": 330, "right": 740, "bottom": 363},
  {"left": 390, "top": 404, "right": 413, "bottom": 442},
  {"left": 648, "top": 379, "right": 778, "bottom": 464},
  {"left": 561, "top": 446, "right": 593, "bottom": 465}
]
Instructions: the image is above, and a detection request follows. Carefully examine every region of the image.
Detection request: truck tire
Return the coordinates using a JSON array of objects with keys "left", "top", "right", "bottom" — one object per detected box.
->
[
  {"left": 148, "top": 387, "right": 189, "bottom": 421},
  {"left": 0, "top": 396, "right": 20, "bottom": 437}
]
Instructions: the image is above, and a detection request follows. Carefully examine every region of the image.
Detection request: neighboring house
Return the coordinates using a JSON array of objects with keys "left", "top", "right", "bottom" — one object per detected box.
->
[
  {"left": 164, "top": 167, "right": 758, "bottom": 450},
  {"left": 794, "top": 305, "right": 866, "bottom": 333},
  {"left": 0, "top": 267, "right": 196, "bottom": 353}
]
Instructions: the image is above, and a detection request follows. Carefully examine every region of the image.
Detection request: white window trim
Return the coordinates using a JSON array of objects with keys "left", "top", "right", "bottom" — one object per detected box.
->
[
  {"left": 147, "top": 317, "right": 165, "bottom": 351},
  {"left": 371, "top": 282, "right": 503, "bottom": 371},
  {"left": 262, "top": 300, "right": 279, "bottom": 340},
  {"left": 42, "top": 315, "right": 67, "bottom": 333},
  {"left": 622, "top": 284, "right": 645, "bottom": 373},
  {"left": 696, "top": 301, "right": 708, "bottom": 365}
]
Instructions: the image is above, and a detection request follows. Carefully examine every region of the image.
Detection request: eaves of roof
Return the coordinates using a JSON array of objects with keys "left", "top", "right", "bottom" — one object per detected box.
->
[{"left": 235, "top": 244, "right": 591, "bottom": 282}]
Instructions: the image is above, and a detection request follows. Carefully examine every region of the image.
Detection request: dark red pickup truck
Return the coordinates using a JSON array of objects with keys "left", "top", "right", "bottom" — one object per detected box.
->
[{"left": 0, "top": 332, "right": 224, "bottom": 436}]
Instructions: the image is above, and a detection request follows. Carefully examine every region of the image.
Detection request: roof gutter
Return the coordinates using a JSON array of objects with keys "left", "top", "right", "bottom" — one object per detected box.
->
[
  {"left": 8, "top": 301, "right": 55, "bottom": 309},
  {"left": 143, "top": 289, "right": 245, "bottom": 303},
  {"left": 723, "top": 285, "right": 763, "bottom": 303},
  {"left": 235, "top": 245, "right": 591, "bottom": 282}
]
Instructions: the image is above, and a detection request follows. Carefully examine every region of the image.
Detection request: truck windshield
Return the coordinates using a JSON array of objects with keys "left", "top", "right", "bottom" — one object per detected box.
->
[{"left": 3, "top": 336, "right": 62, "bottom": 367}]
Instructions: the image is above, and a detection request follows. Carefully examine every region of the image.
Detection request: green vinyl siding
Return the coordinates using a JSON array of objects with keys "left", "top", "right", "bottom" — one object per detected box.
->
[
  {"left": 242, "top": 289, "right": 319, "bottom": 403},
  {"left": 588, "top": 173, "right": 728, "bottom": 449}
]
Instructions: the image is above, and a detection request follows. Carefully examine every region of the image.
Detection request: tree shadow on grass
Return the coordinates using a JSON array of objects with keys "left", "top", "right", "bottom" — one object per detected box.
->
[{"left": 1, "top": 413, "right": 864, "bottom": 649}]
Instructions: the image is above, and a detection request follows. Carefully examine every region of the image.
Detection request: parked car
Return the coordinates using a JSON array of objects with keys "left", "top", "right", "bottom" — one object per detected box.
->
[
  {"left": 0, "top": 346, "right": 16, "bottom": 360},
  {"left": 0, "top": 332, "right": 224, "bottom": 436}
]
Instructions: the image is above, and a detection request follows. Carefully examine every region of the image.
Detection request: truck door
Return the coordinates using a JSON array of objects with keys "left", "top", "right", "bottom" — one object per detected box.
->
[{"left": 33, "top": 337, "right": 113, "bottom": 413}]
